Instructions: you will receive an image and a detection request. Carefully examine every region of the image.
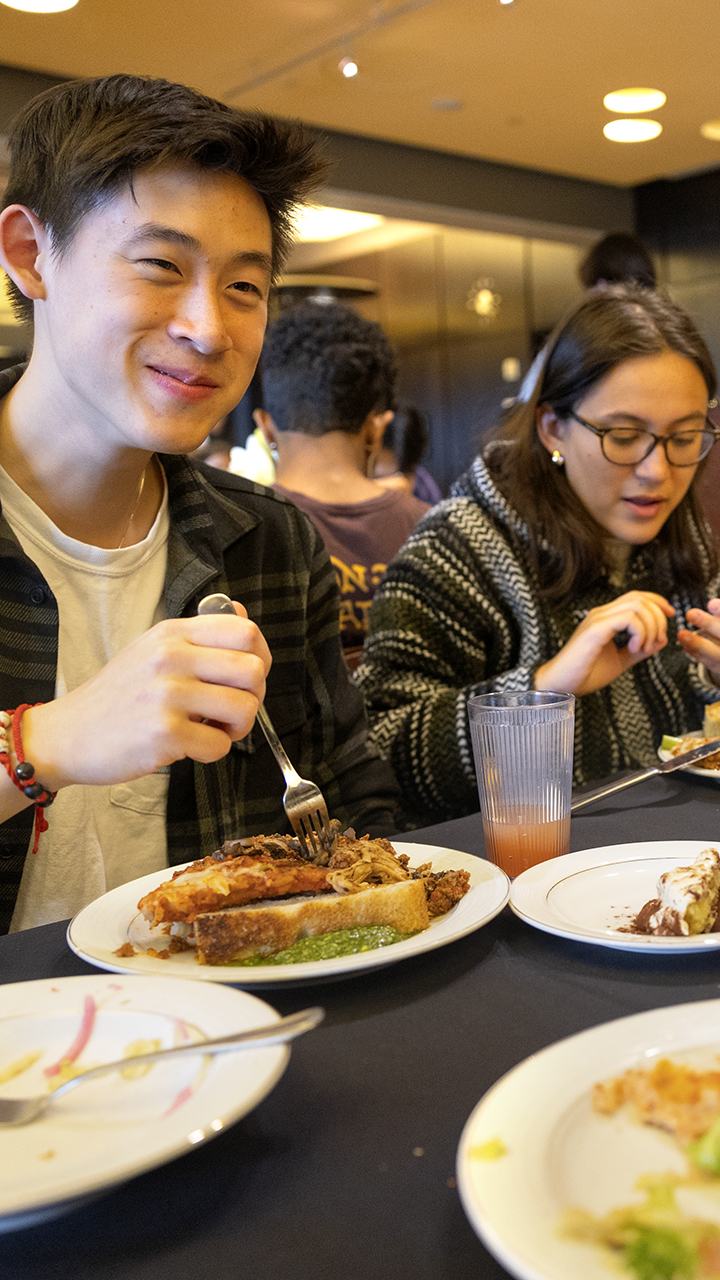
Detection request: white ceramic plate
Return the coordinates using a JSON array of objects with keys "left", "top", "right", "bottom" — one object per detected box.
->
[
  {"left": 658, "top": 728, "right": 720, "bottom": 782},
  {"left": 457, "top": 998, "right": 720, "bottom": 1280},
  {"left": 510, "top": 839, "right": 720, "bottom": 952},
  {"left": 0, "top": 974, "right": 289, "bottom": 1232},
  {"left": 67, "top": 844, "right": 510, "bottom": 985}
]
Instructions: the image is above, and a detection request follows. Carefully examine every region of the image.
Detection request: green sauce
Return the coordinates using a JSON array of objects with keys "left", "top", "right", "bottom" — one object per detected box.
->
[{"left": 226, "top": 924, "right": 418, "bottom": 966}]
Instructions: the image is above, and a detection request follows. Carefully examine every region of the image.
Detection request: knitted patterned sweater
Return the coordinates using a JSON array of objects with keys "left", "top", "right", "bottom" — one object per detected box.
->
[{"left": 356, "top": 450, "right": 720, "bottom": 828}]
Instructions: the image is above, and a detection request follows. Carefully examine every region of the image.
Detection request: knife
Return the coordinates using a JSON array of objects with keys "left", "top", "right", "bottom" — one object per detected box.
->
[{"left": 570, "top": 737, "right": 720, "bottom": 813}]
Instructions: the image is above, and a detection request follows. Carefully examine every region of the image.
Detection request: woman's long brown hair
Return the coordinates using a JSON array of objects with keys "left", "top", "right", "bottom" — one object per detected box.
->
[{"left": 487, "top": 285, "right": 718, "bottom": 602}]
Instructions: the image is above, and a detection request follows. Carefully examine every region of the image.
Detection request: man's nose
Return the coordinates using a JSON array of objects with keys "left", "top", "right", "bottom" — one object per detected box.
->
[{"left": 168, "top": 286, "right": 232, "bottom": 354}]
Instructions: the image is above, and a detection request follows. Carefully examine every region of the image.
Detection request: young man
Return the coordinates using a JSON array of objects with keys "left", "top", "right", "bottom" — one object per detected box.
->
[{"left": 0, "top": 74, "right": 397, "bottom": 933}]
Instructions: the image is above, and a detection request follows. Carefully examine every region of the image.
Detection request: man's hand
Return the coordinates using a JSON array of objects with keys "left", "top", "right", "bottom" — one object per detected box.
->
[
  {"left": 534, "top": 590, "right": 675, "bottom": 697},
  {"left": 678, "top": 598, "right": 720, "bottom": 686},
  {"left": 21, "top": 603, "right": 271, "bottom": 791}
]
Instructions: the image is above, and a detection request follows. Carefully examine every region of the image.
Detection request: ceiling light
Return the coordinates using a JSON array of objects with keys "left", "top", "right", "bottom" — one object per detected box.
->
[
  {"left": 603, "top": 87, "right": 666, "bottom": 113},
  {"left": 603, "top": 119, "right": 662, "bottom": 143},
  {"left": 432, "top": 98, "right": 463, "bottom": 111},
  {"left": 338, "top": 57, "right": 358, "bottom": 79},
  {"left": 1, "top": 0, "right": 78, "bottom": 9},
  {"left": 701, "top": 120, "right": 720, "bottom": 141},
  {"left": 293, "top": 206, "right": 384, "bottom": 242}
]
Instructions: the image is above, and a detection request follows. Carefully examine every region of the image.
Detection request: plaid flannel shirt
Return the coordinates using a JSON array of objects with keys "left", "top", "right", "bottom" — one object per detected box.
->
[{"left": 0, "top": 369, "right": 397, "bottom": 931}]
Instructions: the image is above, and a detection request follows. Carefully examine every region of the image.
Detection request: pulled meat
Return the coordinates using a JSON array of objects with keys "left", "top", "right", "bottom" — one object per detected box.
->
[
  {"left": 210, "top": 820, "right": 343, "bottom": 866},
  {"left": 419, "top": 869, "right": 472, "bottom": 918},
  {"left": 327, "top": 834, "right": 409, "bottom": 892}
]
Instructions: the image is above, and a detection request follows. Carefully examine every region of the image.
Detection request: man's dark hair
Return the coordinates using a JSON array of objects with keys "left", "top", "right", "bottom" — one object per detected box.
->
[
  {"left": 261, "top": 300, "right": 397, "bottom": 435},
  {"left": 579, "top": 232, "right": 657, "bottom": 290},
  {"left": 2, "top": 74, "right": 327, "bottom": 322}
]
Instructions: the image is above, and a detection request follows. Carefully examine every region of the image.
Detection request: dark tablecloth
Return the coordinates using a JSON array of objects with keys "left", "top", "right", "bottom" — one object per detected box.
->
[{"left": 2, "top": 770, "right": 720, "bottom": 1280}]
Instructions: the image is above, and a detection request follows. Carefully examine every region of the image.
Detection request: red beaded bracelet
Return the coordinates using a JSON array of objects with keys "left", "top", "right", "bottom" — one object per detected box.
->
[{"left": 0, "top": 703, "right": 56, "bottom": 854}]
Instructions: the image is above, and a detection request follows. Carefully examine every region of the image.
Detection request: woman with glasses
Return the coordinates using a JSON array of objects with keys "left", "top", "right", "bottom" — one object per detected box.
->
[{"left": 356, "top": 285, "right": 720, "bottom": 827}]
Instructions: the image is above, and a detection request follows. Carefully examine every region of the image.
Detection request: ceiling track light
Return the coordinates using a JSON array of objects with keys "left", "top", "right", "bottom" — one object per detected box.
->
[
  {"left": 603, "top": 87, "right": 666, "bottom": 113},
  {"left": 1, "top": 0, "right": 78, "bottom": 8},
  {"left": 603, "top": 118, "right": 662, "bottom": 143},
  {"left": 338, "top": 55, "right": 358, "bottom": 78}
]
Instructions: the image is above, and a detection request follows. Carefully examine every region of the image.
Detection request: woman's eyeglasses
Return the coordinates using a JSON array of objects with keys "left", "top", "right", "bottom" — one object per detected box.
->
[{"left": 569, "top": 412, "right": 720, "bottom": 467}]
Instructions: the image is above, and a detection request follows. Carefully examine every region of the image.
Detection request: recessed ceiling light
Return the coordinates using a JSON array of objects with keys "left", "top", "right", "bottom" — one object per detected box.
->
[
  {"left": 701, "top": 120, "right": 720, "bottom": 141},
  {"left": 338, "top": 57, "right": 358, "bottom": 79},
  {"left": 603, "top": 87, "right": 666, "bottom": 113},
  {"left": 293, "top": 207, "right": 384, "bottom": 242},
  {"left": 603, "top": 118, "right": 662, "bottom": 143},
  {"left": 1, "top": 0, "right": 78, "bottom": 9}
]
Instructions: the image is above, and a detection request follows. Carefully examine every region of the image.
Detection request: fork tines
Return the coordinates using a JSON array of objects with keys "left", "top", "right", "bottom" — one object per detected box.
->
[{"left": 291, "top": 805, "right": 332, "bottom": 862}]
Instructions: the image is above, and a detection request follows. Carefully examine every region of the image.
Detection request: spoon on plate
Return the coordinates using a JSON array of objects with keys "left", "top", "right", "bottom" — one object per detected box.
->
[{"left": 0, "top": 1005, "right": 323, "bottom": 1127}]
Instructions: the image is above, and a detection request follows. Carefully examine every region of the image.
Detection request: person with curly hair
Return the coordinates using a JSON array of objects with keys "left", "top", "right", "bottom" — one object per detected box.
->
[{"left": 255, "top": 301, "right": 429, "bottom": 668}]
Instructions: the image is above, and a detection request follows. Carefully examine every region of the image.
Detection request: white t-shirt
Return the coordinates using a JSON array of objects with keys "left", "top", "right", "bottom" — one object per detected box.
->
[{"left": 0, "top": 465, "right": 171, "bottom": 932}]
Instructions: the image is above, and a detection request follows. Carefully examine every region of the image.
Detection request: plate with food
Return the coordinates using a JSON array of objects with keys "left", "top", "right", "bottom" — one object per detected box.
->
[
  {"left": 659, "top": 729, "right": 720, "bottom": 781},
  {"left": 67, "top": 829, "right": 509, "bottom": 984},
  {"left": 0, "top": 974, "right": 289, "bottom": 1232},
  {"left": 510, "top": 840, "right": 720, "bottom": 952},
  {"left": 457, "top": 998, "right": 720, "bottom": 1280}
]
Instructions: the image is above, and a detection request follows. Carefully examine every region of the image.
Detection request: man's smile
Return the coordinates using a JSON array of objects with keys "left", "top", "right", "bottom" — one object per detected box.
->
[{"left": 147, "top": 363, "right": 221, "bottom": 402}]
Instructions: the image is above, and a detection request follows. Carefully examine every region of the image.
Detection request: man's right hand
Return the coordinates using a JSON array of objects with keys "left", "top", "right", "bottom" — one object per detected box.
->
[{"left": 20, "top": 604, "right": 271, "bottom": 792}]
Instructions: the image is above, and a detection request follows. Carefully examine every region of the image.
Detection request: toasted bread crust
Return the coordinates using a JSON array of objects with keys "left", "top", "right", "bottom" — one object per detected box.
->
[{"left": 194, "top": 878, "right": 430, "bottom": 965}]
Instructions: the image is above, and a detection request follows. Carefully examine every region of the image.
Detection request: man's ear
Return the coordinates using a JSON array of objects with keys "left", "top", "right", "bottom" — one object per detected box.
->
[
  {"left": 536, "top": 402, "right": 565, "bottom": 456},
  {"left": 252, "top": 408, "right": 278, "bottom": 448},
  {"left": 0, "top": 205, "right": 48, "bottom": 304}
]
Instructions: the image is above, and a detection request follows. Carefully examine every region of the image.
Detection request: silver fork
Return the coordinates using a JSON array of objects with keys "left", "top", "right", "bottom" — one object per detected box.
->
[
  {"left": 0, "top": 1006, "right": 323, "bottom": 1128},
  {"left": 197, "top": 594, "right": 333, "bottom": 860}
]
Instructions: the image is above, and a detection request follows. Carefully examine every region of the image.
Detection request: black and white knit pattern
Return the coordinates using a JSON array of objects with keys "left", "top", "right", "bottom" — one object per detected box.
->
[{"left": 356, "top": 452, "right": 720, "bottom": 828}]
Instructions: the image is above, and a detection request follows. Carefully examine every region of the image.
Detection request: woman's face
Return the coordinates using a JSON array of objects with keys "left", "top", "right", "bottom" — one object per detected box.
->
[{"left": 537, "top": 350, "right": 710, "bottom": 544}]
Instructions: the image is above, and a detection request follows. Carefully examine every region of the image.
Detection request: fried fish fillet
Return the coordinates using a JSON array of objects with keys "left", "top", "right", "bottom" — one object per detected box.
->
[{"left": 138, "top": 855, "right": 330, "bottom": 925}]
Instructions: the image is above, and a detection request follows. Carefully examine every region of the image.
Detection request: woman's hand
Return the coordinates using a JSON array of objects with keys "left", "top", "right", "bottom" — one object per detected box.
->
[
  {"left": 534, "top": 590, "right": 675, "bottom": 697},
  {"left": 21, "top": 603, "right": 272, "bottom": 792},
  {"left": 678, "top": 599, "right": 720, "bottom": 685}
]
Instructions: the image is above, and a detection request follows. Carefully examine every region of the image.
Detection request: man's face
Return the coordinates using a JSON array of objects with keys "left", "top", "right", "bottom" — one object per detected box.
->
[{"left": 32, "top": 165, "right": 273, "bottom": 455}]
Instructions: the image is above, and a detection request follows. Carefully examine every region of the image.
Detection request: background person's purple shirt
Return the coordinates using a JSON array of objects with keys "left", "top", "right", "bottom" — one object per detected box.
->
[{"left": 273, "top": 484, "right": 429, "bottom": 665}]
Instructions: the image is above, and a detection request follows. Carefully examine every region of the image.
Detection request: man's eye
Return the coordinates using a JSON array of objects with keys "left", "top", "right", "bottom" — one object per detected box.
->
[
  {"left": 140, "top": 258, "right": 178, "bottom": 272},
  {"left": 231, "top": 281, "right": 261, "bottom": 296}
]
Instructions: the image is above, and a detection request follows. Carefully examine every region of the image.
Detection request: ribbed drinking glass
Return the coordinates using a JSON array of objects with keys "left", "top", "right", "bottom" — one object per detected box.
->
[{"left": 468, "top": 691, "right": 575, "bottom": 878}]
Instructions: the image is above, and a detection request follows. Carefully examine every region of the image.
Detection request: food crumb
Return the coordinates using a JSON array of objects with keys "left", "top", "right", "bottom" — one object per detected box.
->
[
  {"left": 38, "top": 1151, "right": 55, "bottom": 1161},
  {"left": 147, "top": 947, "right": 170, "bottom": 960},
  {"left": 413, "top": 1147, "right": 424, "bottom": 1157},
  {"left": 469, "top": 1138, "right": 507, "bottom": 1160},
  {"left": 447, "top": 1177, "right": 457, "bottom": 1188},
  {"left": 113, "top": 943, "right": 136, "bottom": 958}
]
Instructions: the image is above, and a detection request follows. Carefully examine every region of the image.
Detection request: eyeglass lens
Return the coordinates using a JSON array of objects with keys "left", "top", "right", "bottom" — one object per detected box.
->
[{"left": 601, "top": 427, "right": 716, "bottom": 466}]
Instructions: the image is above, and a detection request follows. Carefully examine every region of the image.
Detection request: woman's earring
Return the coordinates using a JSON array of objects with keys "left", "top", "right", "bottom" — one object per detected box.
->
[
  {"left": 551, "top": 449, "right": 565, "bottom": 467},
  {"left": 268, "top": 443, "right": 279, "bottom": 463}
]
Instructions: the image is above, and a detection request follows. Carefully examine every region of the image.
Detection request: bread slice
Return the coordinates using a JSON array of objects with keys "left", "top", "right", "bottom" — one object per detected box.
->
[
  {"left": 704, "top": 700, "right": 720, "bottom": 737},
  {"left": 193, "top": 877, "right": 430, "bottom": 965}
]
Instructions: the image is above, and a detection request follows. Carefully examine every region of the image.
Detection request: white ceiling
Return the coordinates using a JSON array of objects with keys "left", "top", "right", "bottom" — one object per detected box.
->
[{"left": 0, "top": 0, "right": 719, "bottom": 187}]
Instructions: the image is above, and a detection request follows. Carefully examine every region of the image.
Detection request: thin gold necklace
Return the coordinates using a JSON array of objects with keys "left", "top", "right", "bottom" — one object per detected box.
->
[{"left": 117, "top": 467, "right": 147, "bottom": 549}]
